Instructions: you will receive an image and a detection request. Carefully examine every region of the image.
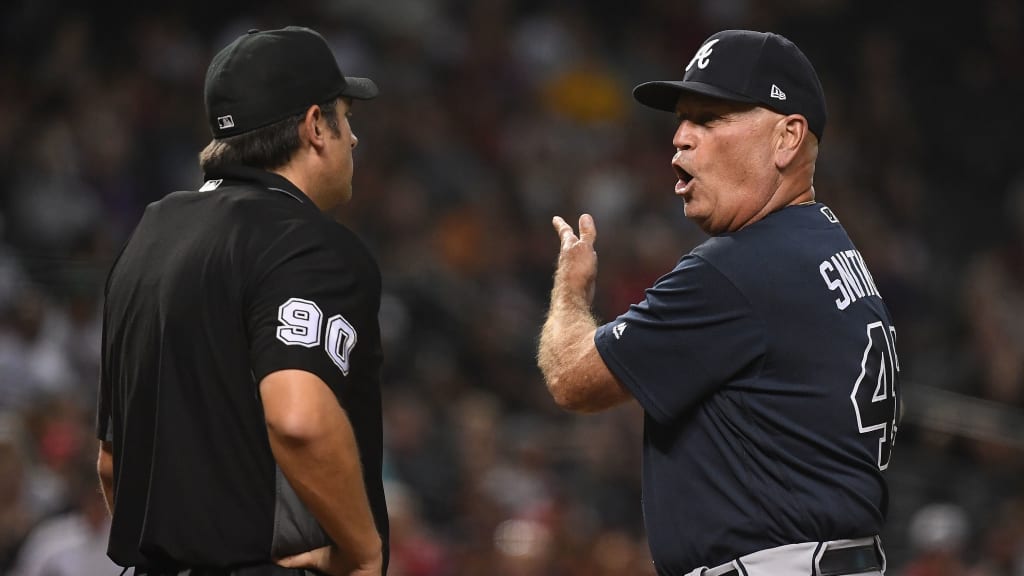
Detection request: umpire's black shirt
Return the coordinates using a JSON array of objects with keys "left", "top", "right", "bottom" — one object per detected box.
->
[{"left": 97, "top": 166, "right": 389, "bottom": 571}]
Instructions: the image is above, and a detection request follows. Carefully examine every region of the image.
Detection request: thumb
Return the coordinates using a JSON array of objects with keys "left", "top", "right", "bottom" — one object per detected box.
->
[
  {"left": 578, "top": 213, "right": 597, "bottom": 245},
  {"left": 276, "top": 550, "right": 315, "bottom": 568}
]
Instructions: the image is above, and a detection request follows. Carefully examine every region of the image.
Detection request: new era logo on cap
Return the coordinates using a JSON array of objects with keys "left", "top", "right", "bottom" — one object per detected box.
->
[
  {"left": 770, "top": 84, "right": 786, "bottom": 100},
  {"left": 217, "top": 115, "right": 235, "bottom": 130}
]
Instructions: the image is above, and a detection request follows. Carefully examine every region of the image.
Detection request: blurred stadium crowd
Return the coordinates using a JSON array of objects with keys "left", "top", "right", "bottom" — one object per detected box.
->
[{"left": 1, "top": 0, "right": 1023, "bottom": 574}]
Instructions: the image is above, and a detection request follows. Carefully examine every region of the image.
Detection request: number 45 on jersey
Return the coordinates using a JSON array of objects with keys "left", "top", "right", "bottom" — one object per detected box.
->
[{"left": 851, "top": 321, "right": 900, "bottom": 471}]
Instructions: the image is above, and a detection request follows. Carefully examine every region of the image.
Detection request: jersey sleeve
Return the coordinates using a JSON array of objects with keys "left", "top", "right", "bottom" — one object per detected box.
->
[
  {"left": 594, "top": 255, "right": 766, "bottom": 424},
  {"left": 97, "top": 306, "right": 110, "bottom": 441},
  {"left": 96, "top": 366, "right": 113, "bottom": 442},
  {"left": 246, "top": 226, "right": 370, "bottom": 391}
]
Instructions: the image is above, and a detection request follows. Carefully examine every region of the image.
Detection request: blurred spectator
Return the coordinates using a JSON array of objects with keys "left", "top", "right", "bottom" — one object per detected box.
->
[
  {"left": 385, "top": 480, "right": 451, "bottom": 576},
  {"left": 900, "top": 503, "right": 970, "bottom": 576},
  {"left": 963, "top": 180, "right": 1024, "bottom": 409},
  {"left": 492, "top": 517, "right": 554, "bottom": 576},
  {"left": 0, "top": 291, "right": 76, "bottom": 407},
  {"left": 8, "top": 455, "right": 117, "bottom": 576},
  {"left": 19, "top": 395, "right": 92, "bottom": 521},
  {"left": 0, "top": 413, "right": 34, "bottom": 573},
  {"left": 969, "top": 496, "right": 1024, "bottom": 576}
]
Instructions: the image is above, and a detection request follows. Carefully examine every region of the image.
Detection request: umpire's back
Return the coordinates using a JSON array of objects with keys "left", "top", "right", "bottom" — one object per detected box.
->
[
  {"left": 101, "top": 187, "right": 270, "bottom": 567},
  {"left": 98, "top": 175, "right": 386, "bottom": 569}
]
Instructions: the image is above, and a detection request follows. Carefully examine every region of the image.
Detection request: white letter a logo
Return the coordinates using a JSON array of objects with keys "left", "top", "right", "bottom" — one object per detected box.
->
[{"left": 686, "top": 38, "right": 721, "bottom": 71}]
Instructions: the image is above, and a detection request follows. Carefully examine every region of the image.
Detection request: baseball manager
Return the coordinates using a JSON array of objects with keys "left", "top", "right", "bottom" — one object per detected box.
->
[{"left": 539, "top": 29, "right": 899, "bottom": 576}]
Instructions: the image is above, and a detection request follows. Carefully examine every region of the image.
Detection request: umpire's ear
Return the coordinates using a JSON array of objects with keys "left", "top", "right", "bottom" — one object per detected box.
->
[
  {"left": 774, "top": 113, "right": 810, "bottom": 171},
  {"left": 299, "top": 104, "right": 328, "bottom": 153}
]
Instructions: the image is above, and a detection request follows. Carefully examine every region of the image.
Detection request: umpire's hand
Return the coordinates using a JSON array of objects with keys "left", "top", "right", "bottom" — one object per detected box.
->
[
  {"left": 277, "top": 544, "right": 382, "bottom": 576},
  {"left": 552, "top": 214, "right": 598, "bottom": 306}
]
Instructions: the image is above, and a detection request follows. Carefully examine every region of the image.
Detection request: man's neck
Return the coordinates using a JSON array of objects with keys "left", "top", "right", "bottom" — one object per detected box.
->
[{"left": 271, "top": 164, "right": 326, "bottom": 211}]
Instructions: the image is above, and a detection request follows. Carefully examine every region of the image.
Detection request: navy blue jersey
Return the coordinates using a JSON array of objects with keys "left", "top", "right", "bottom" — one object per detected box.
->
[{"left": 594, "top": 203, "right": 899, "bottom": 574}]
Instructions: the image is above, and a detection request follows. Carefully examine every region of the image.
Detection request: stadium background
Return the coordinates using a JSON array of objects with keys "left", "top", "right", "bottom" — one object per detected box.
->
[{"left": 1, "top": 0, "right": 1023, "bottom": 574}]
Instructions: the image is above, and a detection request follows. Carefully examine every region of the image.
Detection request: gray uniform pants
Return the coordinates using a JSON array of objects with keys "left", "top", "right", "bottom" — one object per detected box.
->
[{"left": 684, "top": 536, "right": 885, "bottom": 576}]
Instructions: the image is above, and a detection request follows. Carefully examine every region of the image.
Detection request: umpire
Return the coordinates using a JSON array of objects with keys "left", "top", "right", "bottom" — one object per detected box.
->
[{"left": 96, "top": 27, "right": 387, "bottom": 576}]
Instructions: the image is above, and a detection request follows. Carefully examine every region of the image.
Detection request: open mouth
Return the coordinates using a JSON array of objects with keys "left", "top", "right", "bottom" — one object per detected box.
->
[{"left": 674, "top": 164, "right": 693, "bottom": 192}]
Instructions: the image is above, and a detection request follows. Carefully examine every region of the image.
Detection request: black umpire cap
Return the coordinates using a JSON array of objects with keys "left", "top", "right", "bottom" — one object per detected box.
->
[
  {"left": 204, "top": 26, "right": 379, "bottom": 138},
  {"left": 633, "top": 30, "right": 827, "bottom": 141}
]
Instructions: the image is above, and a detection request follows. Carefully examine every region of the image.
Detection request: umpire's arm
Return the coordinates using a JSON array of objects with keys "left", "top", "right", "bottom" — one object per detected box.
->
[
  {"left": 261, "top": 369, "right": 382, "bottom": 573},
  {"left": 97, "top": 441, "right": 115, "bottom": 514},
  {"left": 539, "top": 214, "right": 632, "bottom": 413}
]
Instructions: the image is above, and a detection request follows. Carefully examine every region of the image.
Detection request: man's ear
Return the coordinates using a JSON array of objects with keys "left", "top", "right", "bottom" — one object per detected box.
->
[
  {"left": 300, "top": 104, "right": 326, "bottom": 151},
  {"left": 775, "top": 114, "right": 808, "bottom": 170}
]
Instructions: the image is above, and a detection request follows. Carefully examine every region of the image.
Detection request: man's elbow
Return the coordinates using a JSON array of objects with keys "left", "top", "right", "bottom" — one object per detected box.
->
[
  {"left": 97, "top": 442, "right": 114, "bottom": 481},
  {"left": 261, "top": 370, "right": 340, "bottom": 445},
  {"left": 265, "top": 409, "right": 330, "bottom": 445},
  {"left": 546, "top": 375, "right": 598, "bottom": 413}
]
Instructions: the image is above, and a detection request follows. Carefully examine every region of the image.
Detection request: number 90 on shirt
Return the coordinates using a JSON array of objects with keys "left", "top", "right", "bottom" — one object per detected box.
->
[{"left": 276, "top": 297, "right": 358, "bottom": 375}]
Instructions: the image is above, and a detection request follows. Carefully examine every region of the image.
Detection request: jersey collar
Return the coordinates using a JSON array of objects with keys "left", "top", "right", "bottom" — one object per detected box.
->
[{"left": 201, "top": 165, "right": 315, "bottom": 207}]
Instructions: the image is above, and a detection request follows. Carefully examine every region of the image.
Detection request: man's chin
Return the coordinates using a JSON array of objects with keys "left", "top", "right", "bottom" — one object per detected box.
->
[
  {"left": 682, "top": 203, "right": 705, "bottom": 221},
  {"left": 683, "top": 208, "right": 715, "bottom": 234}
]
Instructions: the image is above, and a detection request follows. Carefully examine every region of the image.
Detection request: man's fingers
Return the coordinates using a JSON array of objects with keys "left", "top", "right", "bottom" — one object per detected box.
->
[
  {"left": 552, "top": 216, "right": 578, "bottom": 250},
  {"left": 553, "top": 214, "right": 596, "bottom": 251},
  {"left": 276, "top": 545, "right": 330, "bottom": 569},
  {"left": 578, "top": 213, "right": 596, "bottom": 245},
  {"left": 275, "top": 551, "right": 312, "bottom": 568}
]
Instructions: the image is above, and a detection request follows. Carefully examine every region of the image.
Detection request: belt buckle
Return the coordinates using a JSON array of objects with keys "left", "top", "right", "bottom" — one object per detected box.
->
[
  {"left": 815, "top": 537, "right": 885, "bottom": 576},
  {"left": 704, "top": 560, "right": 741, "bottom": 576}
]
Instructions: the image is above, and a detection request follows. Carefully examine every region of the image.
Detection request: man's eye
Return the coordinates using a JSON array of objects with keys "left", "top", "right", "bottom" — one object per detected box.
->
[{"left": 677, "top": 113, "right": 720, "bottom": 125}]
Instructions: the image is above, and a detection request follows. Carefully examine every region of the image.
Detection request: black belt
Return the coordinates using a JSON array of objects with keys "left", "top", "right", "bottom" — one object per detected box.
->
[{"left": 719, "top": 542, "right": 881, "bottom": 576}]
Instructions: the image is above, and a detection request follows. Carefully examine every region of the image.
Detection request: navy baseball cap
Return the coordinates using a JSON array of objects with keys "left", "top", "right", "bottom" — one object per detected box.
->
[
  {"left": 204, "top": 26, "right": 379, "bottom": 138},
  {"left": 633, "top": 30, "right": 827, "bottom": 141}
]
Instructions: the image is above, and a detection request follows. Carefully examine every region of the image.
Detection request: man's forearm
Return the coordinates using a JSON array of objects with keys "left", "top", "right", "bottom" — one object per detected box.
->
[
  {"left": 266, "top": 398, "right": 381, "bottom": 566},
  {"left": 539, "top": 276, "right": 630, "bottom": 412},
  {"left": 97, "top": 441, "right": 115, "bottom": 515},
  {"left": 540, "top": 214, "right": 631, "bottom": 412},
  {"left": 539, "top": 280, "right": 597, "bottom": 390}
]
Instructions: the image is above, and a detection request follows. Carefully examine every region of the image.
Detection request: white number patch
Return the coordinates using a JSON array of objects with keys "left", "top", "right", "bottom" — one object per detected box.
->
[
  {"left": 276, "top": 298, "right": 323, "bottom": 347},
  {"left": 851, "top": 321, "right": 900, "bottom": 470},
  {"left": 275, "top": 298, "right": 358, "bottom": 374},
  {"left": 325, "top": 315, "right": 358, "bottom": 375}
]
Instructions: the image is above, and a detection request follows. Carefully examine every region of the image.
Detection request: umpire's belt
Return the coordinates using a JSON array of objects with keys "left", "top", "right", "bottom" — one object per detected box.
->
[{"left": 690, "top": 536, "right": 885, "bottom": 576}]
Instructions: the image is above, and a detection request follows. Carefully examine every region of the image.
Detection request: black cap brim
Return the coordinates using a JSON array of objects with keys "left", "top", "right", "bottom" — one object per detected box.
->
[
  {"left": 633, "top": 80, "right": 758, "bottom": 112},
  {"left": 341, "top": 77, "right": 379, "bottom": 100}
]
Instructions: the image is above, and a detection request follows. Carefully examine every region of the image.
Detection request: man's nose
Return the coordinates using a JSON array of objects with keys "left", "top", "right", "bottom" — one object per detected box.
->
[{"left": 672, "top": 121, "right": 697, "bottom": 151}]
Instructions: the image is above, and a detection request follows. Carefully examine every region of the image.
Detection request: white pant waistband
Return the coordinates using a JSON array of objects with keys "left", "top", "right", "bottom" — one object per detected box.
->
[{"left": 684, "top": 536, "right": 886, "bottom": 576}]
